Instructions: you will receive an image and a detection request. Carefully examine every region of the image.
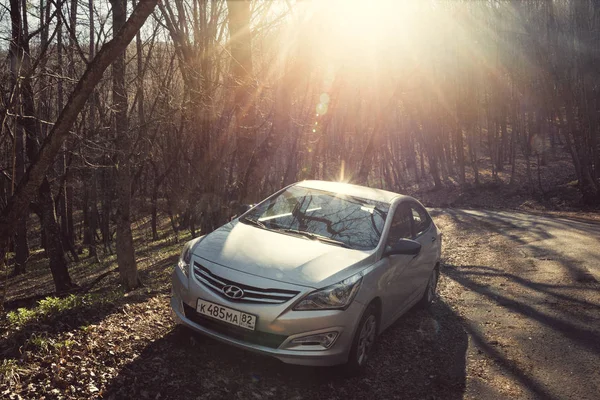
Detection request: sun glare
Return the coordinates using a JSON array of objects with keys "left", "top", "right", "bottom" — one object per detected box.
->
[{"left": 307, "top": 0, "right": 436, "bottom": 62}]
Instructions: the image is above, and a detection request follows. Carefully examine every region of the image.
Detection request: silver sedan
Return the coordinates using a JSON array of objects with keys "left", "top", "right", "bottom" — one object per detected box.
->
[{"left": 171, "top": 180, "right": 442, "bottom": 373}]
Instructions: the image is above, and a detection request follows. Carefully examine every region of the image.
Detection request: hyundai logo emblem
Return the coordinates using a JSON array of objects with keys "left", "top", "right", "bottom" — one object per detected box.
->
[{"left": 223, "top": 285, "right": 244, "bottom": 299}]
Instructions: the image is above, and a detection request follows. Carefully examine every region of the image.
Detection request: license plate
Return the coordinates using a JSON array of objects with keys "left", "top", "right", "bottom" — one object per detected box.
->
[{"left": 196, "top": 299, "right": 256, "bottom": 331}]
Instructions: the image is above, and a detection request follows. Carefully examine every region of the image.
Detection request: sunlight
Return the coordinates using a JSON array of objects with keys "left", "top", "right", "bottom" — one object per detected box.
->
[{"left": 307, "top": 0, "right": 438, "bottom": 63}]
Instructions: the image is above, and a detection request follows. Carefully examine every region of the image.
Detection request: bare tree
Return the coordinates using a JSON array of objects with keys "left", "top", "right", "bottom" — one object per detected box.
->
[
  {"left": 110, "top": 0, "right": 141, "bottom": 291},
  {"left": 226, "top": 0, "right": 256, "bottom": 201},
  {"left": 0, "top": 0, "right": 160, "bottom": 279}
]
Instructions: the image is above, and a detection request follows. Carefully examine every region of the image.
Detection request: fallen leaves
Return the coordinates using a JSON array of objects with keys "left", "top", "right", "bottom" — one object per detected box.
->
[{"left": 0, "top": 293, "right": 174, "bottom": 399}]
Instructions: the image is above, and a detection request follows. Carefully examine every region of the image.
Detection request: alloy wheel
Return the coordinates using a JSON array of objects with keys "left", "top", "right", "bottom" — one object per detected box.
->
[
  {"left": 427, "top": 268, "right": 439, "bottom": 303},
  {"left": 356, "top": 314, "right": 377, "bottom": 366}
]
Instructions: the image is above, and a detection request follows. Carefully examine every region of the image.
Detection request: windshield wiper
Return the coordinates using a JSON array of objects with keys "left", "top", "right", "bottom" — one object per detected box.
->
[
  {"left": 279, "top": 228, "right": 353, "bottom": 249},
  {"left": 240, "top": 216, "right": 267, "bottom": 229},
  {"left": 313, "top": 235, "right": 354, "bottom": 249}
]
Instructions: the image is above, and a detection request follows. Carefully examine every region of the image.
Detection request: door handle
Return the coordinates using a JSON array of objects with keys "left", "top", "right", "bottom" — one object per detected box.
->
[{"left": 431, "top": 237, "right": 437, "bottom": 242}]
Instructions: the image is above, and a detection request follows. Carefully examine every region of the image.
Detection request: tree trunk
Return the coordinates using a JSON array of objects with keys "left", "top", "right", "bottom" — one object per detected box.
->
[
  {"left": 134, "top": 0, "right": 145, "bottom": 132},
  {"left": 39, "top": 0, "right": 51, "bottom": 140},
  {"left": 419, "top": 143, "right": 426, "bottom": 182},
  {"left": 564, "top": 101, "right": 598, "bottom": 203},
  {"left": 65, "top": 0, "right": 78, "bottom": 248},
  {"left": 56, "top": 11, "right": 72, "bottom": 252},
  {"left": 111, "top": 0, "right": 140, "bottom": 291},
  {"left": 13, "top": 138, "right": 29, "bottom": 277},
  {"left": 83, "top": 165, "right": 98, "bottom": 259},
  {"left": 151, "top": 179, "right": 159, "bottom": 241},
  {"left": 456, "top": 126, "right": 466, "bottom": 185},
  {"left": 537, "top": 153, "right": 544, "bottom": 194},
  {"left": 151, "top": 162, "right": 160, "bottom": 241},
  {"left": 226, "top": 0, "right": 255, "bottom": 202},
  {"left": 40, "top": 178, "right": 75, "bottom": 292},
  {"left": 56, "top": 10, "right": 64, "bottom": 170},
  {"left": 356, "top": 129, "right": 377, "bottom": 185},
  {"left": 282, "top": 132, "right": 300, "bottom": 186},
  {"left": 9, "top": 0, "right": 29, "bottom": 275},
  {"left": 86, "top": 0, "right": 97, "bottom": 259},
  {"left": 428, "top": 148, "right": 443, "bottom": 189},
  {"left": 509, "top": 119, "right": 518, "bottom": 186},
  {"left": 499, "top": 113, "right": 507, "bottom": 171},
  {"left": 468, "top": 124, "right": 479, "bottom": 185},
  {"left": 14, "top": 217, "right": 28, "bottom": 275}
]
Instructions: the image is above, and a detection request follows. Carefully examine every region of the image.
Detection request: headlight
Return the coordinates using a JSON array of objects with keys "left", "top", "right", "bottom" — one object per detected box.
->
[
  {"left": 293, "top": 274, "right": 362, "bottom": 311},
  {"left": 177, "top": 237, "right": 203, "bottom": 277}
]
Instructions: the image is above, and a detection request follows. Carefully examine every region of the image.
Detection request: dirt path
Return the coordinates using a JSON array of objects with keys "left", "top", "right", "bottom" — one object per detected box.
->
[
  {"left": 3, "top": 209, "right": 599, "bottom": 399},
  {"left": 434, "top": 209, "right": 600, "bottom": 400}
]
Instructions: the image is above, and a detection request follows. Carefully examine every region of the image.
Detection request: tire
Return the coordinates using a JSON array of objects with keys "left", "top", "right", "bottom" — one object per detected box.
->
[
  {"left": 345, "top": 303, "right": 378, "bottom": 375},
  {"left": 418, "top": 264, "right": 440, "bottom": 309}
]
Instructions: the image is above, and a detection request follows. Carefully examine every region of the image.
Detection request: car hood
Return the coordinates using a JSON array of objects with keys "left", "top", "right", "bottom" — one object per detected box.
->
[{"left": 192, "top": 220, "right": 375, "bottom": 288}]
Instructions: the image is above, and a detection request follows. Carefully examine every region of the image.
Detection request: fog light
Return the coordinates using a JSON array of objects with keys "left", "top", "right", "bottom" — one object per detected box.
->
[{"left": 291, "top": 332, "right": 339, "bottom": 349}]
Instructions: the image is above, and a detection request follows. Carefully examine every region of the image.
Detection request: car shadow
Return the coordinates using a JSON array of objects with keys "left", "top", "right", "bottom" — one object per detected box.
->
[{"left": 102, "top": 300, "right": 467, "bottom": 399}]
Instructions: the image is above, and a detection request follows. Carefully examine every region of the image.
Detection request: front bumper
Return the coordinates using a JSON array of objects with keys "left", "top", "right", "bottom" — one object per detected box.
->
[{"left": 170, "top": 263, "right": 365, "bottom": 366}]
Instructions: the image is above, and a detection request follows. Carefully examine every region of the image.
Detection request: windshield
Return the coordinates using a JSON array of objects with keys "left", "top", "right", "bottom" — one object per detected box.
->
[{"left": 241, "top": 185, "right": 389, "bottom": 250}]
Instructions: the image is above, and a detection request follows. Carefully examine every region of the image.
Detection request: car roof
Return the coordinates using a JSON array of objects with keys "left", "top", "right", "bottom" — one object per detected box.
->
[{"left": 295, "top": 180, "right": 406, "bottom": 204}]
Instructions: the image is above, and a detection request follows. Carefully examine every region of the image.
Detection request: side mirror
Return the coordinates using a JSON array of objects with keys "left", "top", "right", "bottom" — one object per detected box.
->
[{"left": 384, "top": 239, "right": 421, "bottom": 257}]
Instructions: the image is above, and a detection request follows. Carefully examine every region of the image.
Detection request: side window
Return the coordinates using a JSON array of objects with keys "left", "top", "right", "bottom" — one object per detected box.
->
[
  {"left": 410, "top": 203, "right": 431, "bottom": 237},
  {"left": 388, "top": 205, "right": 412, "bottom": 243}
]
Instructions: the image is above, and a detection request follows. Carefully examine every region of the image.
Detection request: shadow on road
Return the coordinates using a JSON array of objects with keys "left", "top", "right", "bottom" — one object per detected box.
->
[
  {"left": 445, "top": 263, "right": 600, "bottom": 398},
  {"left": 102, "top": 300, "right": 467, "bottom": 400},
  {"left": 429, "top": 208, "right": 600, "bottom": 399},
  {"left": 441, "top": 208, "right": 599, "bottom": 283}
]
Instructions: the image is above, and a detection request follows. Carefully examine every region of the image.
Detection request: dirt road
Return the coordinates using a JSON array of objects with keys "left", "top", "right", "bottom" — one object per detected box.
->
[{"left": 434, "top": 209, "right": 600, "bottom": 400}]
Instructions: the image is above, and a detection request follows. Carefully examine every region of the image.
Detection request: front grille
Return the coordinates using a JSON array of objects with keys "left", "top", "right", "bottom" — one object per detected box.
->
[
  {"left": 183, "top": 304, "right": 287, "bottom": 349},
  {"left": 193, "top": 262, "right": 299, "bottom": 304}
]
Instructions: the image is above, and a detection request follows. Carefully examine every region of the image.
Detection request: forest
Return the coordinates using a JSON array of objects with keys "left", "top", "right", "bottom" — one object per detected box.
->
[
  {"left": 1, "top": 1, "right": 600, "bottom": 398},
  {"left": 0, "top": 0, "right": 599, "bottom": 322},
  {"left": 2, "top": 0, "right": 600, "bottom": 294}
]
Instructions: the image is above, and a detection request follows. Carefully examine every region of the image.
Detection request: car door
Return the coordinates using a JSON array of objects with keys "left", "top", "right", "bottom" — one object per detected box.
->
[
  {"left": 381, "top": 202, "right": 416, "bottom": 325},
  {"left": 407, "top": 202, "right": 437, "bottom": 299}
]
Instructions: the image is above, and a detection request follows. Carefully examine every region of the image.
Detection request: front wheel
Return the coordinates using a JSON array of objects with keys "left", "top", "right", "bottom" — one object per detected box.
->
[
  {"left": 418, "top": 265, "right": 440, "bottom": 309},
  {"left": 345, "top": 304, "right": 378, "bottom": 375}
]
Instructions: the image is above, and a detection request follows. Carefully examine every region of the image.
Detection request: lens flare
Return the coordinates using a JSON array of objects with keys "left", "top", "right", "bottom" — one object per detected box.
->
[{"left": 316, "top": 103, "right": 328, "bottom": 115}]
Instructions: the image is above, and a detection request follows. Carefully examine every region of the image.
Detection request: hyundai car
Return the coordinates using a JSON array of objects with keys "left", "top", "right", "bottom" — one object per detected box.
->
[{"left": 170, "top": 180, "right": 442, "bottom": 372}]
